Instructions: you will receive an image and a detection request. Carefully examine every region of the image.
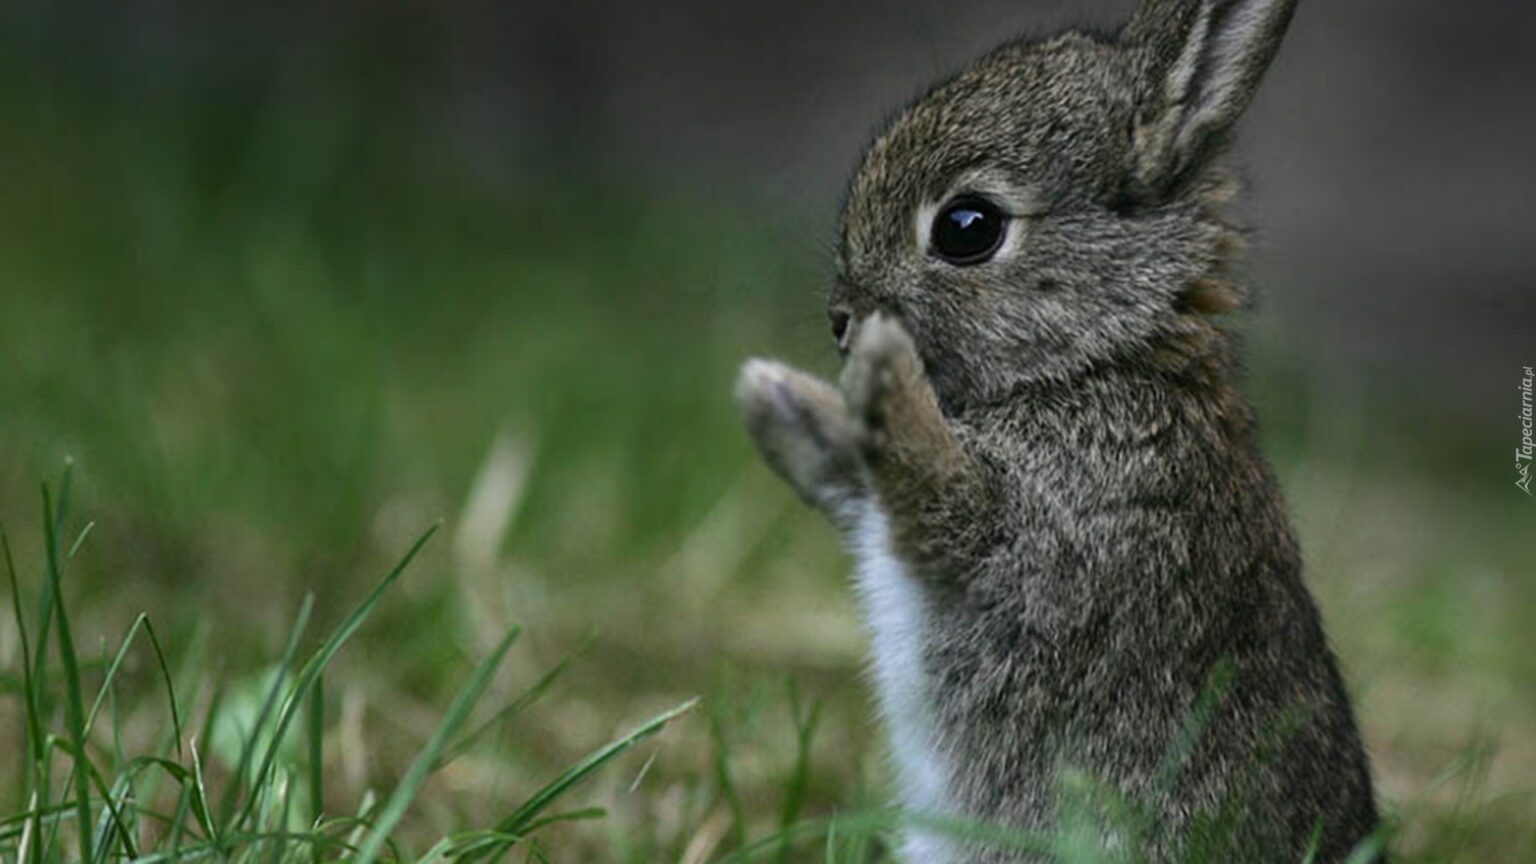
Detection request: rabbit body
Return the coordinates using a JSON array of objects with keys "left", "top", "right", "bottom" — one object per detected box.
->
[{"left": 736, "top": 1, "right": 1379, "bottom": 861}]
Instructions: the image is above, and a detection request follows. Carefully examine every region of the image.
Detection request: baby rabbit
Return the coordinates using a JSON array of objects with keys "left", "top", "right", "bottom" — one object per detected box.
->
[{"left": 735, "top": 0, "right": 1379, "bottom": 861}]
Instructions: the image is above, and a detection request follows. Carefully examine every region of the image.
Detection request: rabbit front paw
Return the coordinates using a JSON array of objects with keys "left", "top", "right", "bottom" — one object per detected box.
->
[
  {"left": 736, "top": 358, "right": 862, "bottom": 513},
  {"left": 840, "top": 312, "right": 924, "bottom": 451}
]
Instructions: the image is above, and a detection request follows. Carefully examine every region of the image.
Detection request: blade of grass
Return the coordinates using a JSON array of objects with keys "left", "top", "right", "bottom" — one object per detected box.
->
[
  {"left": 307, "top": 671, "right": 323, "bottom": 864},
  {"left": 495, "top": 697, "right": 700, "bottom": 837},
  {"left": 53, "top": 462, "right": 73, "bottom": 538},
  {"left": 216, "top": 594, "right": 314, "bottom": 827},
  {"left": 0, "top": 800, "right": 77, "bottom": 837},
  {"left": 273, "top": 767, "right": 296, "bottom": 864},
  {"left": 1300, "top": 822, "right": 1325, "bottom": 864},
  {"left": 168, "top": 773, "right": 195, "bottom": 859},
  {"left": 352, "top": 626, "right": 518, "bottom": 864},
  {"left": 42, "top": 483, "right": 94, "bottom": 864},
  {"left": 0, "top": 755, "right": 196, "bottom": 850},
  {"left": 3, "top": 525, "right": 41, "bottom": 757},
  {"left": 141, "top": 617, "right": 185, "bottom": 759},
  {"left": 711, "top": 811, "right": 900, "bottom": 864},
  {"left": 52, "top": 611, "right": 181, "bottom": 856},
  {"left": 82, "top": 614, "right": 182, "bottom": 751},
  {"left": 32, "top": 463, "right": 73, "bottom": 690},
  {"left": 40, "top": 737, "right": 137, "bottom": 861},
  {"left": 513, "top": 806, "right": 606, "bottom": 835},
  {"left": 15, "top": 791, "right": 38, "bottom": 864},
  {"left": 1155, "top": 658, "right": 1234, "bottom": 794},
  {"left": 1343, "top": 833, "right": 1387, "bottom": 864},
  {"left": 442, "top": 814, "right": 603, "bottom": 860},
  {"left": 710, "top": 705, "right": 748, "bottom": 853},
  {"left": 64, "top": 522, "right": 95, "bottom": 564},
  {"left": 189, "top": 737, "right": 219, "bottom": 849},
  {"left": 209, "top": 829, "right": 359, "bottom": 859},
  {"left": 107, "top": 653, "right": 125, "bottom": 779},
  {"left": 192, "top": 678, "right": 227, "bottom": 839},
  {"left": 3, "top": 524, "right": 45, "bottom": 864},
  {"left": 135, "top": 624, "right": 208, "bottom": 813},
  {"left": 776, "top": 681, "right": 822, "bottom": 864},
  {"left": 434, "top": 629, "right": 581, "bottom": 768},
  {"left": 343, "top": 790, "right": 377, "bottom": 853},
  {"left": 84, "top": 759, "right": 140, "bottom": 864},
  {"left": 23, "top": 464, "right": 74, "bottom": 858},
  {"left": 233, "top": 524, "right": 438, "bottom": 835}
]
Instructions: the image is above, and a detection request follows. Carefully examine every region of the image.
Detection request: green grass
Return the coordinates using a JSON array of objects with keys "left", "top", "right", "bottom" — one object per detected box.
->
[
  {"left": 0, "top": 30, "right": 1533, "bottom": 863},
  {"left": 4, "top": 470, "right": 703, "bottom": 864},
  {"left": 0, "top": 483, "right": 1477, "bottom": 863}
]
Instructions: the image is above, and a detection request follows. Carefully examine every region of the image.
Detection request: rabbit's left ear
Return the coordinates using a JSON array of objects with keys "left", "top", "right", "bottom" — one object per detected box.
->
[{"left": 1125, "top": 0, "right": 1299, "bottom": 197}]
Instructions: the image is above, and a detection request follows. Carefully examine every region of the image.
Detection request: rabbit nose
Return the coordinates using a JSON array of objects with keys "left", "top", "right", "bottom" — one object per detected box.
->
[{"left": 828, "top": 308, "right": 853, "bottom": 352}]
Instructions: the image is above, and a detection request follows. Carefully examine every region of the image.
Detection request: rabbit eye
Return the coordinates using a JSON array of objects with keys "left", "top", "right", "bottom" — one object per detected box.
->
[{"left": 930, "top": 196, "right": 1007, "bottom": 265}]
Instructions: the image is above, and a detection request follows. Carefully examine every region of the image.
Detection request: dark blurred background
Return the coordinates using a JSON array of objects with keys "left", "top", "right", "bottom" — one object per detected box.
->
[
  {"left": 9, "top": 0, "right": 1530, "bottom": 387},
  {"left": 0, "top": 1, "right": 1531, "bottom": 859}
]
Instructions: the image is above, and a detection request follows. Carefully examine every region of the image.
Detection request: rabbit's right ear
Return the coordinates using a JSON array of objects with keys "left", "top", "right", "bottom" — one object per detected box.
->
[{"left": 1124, "top": 0, "right": 1298, "bottom": 199}]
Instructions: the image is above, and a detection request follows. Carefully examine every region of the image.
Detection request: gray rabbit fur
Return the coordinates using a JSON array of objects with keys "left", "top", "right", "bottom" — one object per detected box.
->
[{"left": 734, "top": 0, "right": 1380, "bottom": 861}]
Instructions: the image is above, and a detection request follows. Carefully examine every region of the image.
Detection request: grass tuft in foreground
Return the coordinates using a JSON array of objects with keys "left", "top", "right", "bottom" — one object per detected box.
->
[{"left": 1, "top": 466, "right": 696, "bottom": 864}]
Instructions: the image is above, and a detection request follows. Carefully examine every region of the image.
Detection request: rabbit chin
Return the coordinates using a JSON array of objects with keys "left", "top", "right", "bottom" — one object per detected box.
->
[{"left": 849, "top": 499, "right": 957, "bottom": 863}]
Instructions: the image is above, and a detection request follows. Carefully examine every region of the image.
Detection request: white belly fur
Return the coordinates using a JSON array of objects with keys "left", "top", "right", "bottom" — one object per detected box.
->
[{"left": 851, "top": 501, "right": 954, "bottom": 863}]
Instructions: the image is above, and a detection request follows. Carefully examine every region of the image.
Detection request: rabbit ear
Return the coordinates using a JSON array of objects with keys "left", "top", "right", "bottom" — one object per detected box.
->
[{"left": 1125, "top": 0, "right": 1298, "bottom": 196}]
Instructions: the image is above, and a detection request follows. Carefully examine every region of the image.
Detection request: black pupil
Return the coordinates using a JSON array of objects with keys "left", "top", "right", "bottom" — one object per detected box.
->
[{"left": 932, "top": 197, "right": 1005, "bottom": 265}]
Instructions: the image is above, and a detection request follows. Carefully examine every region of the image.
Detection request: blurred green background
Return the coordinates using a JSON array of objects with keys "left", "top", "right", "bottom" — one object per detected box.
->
[{"left": 0, "top": 1, "right": 1532, "bottom": 861}]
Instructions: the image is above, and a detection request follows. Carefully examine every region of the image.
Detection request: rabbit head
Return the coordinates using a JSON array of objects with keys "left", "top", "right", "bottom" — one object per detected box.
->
[{"left": 831, "top": 0, "right": 1298, "bottom": 414}]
